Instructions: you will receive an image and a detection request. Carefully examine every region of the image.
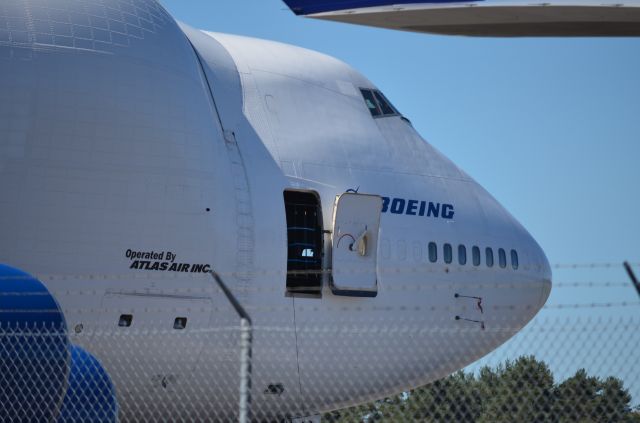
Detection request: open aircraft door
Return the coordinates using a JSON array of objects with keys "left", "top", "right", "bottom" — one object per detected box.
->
[{"left": 330, "top": 193, "right": 382, "bottom": 297}]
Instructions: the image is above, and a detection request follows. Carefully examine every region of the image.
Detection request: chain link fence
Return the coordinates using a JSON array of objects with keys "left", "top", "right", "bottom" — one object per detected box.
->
[
  {"left": 1, "top": 264, "right": 639, "bottom": 422},
  {"left": 1, "top": 317, "right": 638, "bottom": 421},
  {"left": 323, "top": 315, "right": 640, "bottom": 422}
]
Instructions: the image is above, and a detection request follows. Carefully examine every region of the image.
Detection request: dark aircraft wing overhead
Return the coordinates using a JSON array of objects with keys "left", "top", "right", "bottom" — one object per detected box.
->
[{"left": 282, "top": 0, "right": 640, "bottom": 37}]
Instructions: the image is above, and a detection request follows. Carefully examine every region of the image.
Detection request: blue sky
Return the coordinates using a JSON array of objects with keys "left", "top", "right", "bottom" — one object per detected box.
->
[
  {"left": 162, "top": 0, "right": 640, "bottom": 400},
  {"left": 161, "top": 1, "right": 640, "bottom": 270}
]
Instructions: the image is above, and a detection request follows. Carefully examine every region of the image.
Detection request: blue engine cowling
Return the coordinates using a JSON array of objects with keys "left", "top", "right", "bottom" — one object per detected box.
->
[
  {"left": 0, "top": 264, "right": 118, "bottom": 422},
  {"left": 58, "top": 345, "right": 119, "bottom": 422},
  {"left": 0, "top": 264, "right": 69, "bottom": 421}
]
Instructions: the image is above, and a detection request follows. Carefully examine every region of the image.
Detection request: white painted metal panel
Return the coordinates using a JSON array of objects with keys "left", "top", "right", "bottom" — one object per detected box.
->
[{"left": 331, "top": 193, "right": 382, "bottom": 296}]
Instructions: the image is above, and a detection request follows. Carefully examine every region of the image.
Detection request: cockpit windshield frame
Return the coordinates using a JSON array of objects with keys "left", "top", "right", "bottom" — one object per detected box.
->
[{"left": 359, "top": 88, "right": 400, "bottom": 118}]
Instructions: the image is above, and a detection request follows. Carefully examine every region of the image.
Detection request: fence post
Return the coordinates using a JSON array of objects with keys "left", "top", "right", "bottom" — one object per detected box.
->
[
  {"left": 209, "top": 271, "right": 252, "bottom": 423},
  {"left": 623, "top": 261, "right": 640, "bottom": 299},
  {"left": 238, "top": 317, "right": 252, "bottom": 423}
]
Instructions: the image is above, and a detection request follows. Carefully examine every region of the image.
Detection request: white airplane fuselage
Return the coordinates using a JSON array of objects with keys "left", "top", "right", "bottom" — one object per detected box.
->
[{"left": 0, "top": 0, "right": 551, "bottom": 420}]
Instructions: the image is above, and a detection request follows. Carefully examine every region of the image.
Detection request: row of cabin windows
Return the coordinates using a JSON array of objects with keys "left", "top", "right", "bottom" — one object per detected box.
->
[{"left": 427, "top": 243, "right": 519, "bottom": 270}]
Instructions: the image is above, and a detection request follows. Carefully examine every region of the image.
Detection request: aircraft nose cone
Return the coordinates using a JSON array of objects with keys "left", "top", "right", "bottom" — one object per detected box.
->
[
  {"left": 519, "top": 234, "right": 552, "bottom": 318},
  {"left": 481, "top": 239, "right": 551, "bottom": 350},
  {"left": 538, "top": 248, "right": 553, "bottom": 310},
  {"left": 529, "top": 226, "right": 552, "bottom": 289}
]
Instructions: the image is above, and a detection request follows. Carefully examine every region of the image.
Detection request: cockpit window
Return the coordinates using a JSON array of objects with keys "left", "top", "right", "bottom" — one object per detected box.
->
[
  {"left": 374, "top": 91, "right": 398, "bottom": 116},
  {"left": 360, "top": 89, "right": 382, "bottom": 117},
  {"left": 360, "top": 88, "right": 400, "bottom": 118}
]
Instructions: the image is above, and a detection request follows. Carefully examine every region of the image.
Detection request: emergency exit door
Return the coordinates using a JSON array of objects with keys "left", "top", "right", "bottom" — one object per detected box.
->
[{"left": 331, "top": 193, "right": 382, "bottom": 297}]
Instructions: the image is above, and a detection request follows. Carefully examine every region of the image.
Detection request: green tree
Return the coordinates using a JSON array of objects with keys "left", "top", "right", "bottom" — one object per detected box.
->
[
  {"left": 478, "top": 356, "right": 555, "bottom": 423},
  {"left": 554, "top": 370, "right": 639, "bottom": 423},
  {"left": 401, "top": 371, "right": 482, "bottom": 422},
  {"left": 324, "top": 356, "right": 640, "bottom": 422}
]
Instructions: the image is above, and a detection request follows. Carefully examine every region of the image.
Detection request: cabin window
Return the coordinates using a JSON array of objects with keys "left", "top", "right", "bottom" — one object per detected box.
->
[
  {"left": 486, "top": 248, "right": 494, "bottom": 267},
  {"left": 472, "top": 246, "right": 481, "bottom": 266},
  {"left": 458, "top": 245, "right": 467, "bottom": 265},
  {"left": 428, "top": 242, "right": 437, "bottom": 263},
  {"left": 360, "top": 89, "right": 382, "bottom": 117},
  {"left": 498, "top": 248, "right": 507, "bottom": 268},
  {"left": 443, "top": 243, "right": 452, "bottom": 264},
  {"left": 284, "top": 190, "right": 323, "bottom": 295},
  {"left": 511, "top": 249, "right": 519, "bottom": 270}
]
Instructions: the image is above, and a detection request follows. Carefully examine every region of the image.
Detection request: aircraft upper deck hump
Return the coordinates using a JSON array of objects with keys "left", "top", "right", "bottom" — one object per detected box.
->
[{"left": 282, "top": 0, "right": 640, "bottom": 37}]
